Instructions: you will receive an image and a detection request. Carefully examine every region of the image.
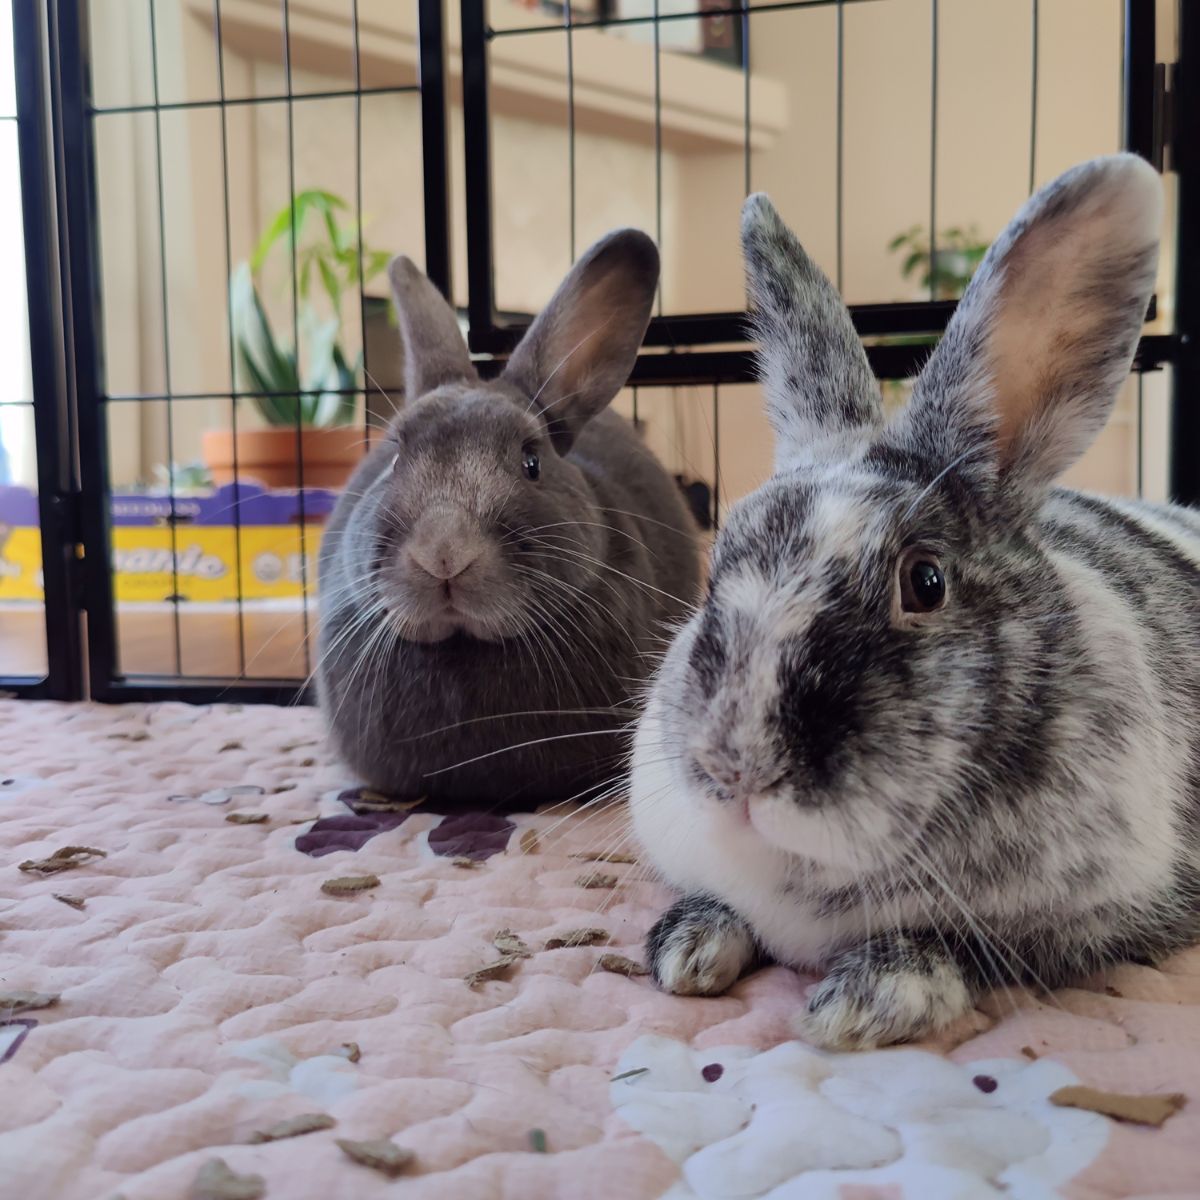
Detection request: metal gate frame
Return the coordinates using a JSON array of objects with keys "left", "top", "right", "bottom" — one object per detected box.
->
[
  {"left": 460, "top": 0, "right": 1196, "bottom": 501},
  {"left": 12, "top": 0, "right": 453, "bottom": 705}
]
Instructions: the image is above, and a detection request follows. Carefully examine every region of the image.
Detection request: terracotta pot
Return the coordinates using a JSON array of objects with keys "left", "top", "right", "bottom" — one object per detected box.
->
[{"left": 201, "top": 427, "right": 367, "bottom": 490}]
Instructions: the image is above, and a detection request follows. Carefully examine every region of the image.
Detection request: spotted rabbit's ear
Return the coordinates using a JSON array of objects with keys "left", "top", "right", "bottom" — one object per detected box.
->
[
  {"left": 900, "top": 154, "right": 1161, "bottom": 496},
  {"left": 502, "top": 229, "right": 659, "bottom": 455},
  {"left": 388, "top": 256, "right": 478, "bottom": 400},
  {"left": 742, "top": 193, "right": 882, "bottom": 471}
]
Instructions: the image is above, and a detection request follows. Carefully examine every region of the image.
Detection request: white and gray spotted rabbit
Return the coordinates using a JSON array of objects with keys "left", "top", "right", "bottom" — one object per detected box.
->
[
  {"left": 631, "top": 154, "right": 1200, "bottom": 1049},
  {"left": 318, "top": 231, "right": 699, "bottom": 804}
]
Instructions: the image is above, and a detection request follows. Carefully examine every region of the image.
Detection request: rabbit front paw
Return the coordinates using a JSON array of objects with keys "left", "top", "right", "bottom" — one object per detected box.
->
[
  {"left": 799, "top": 934, "right": 973, "bottom": 1050},
  {"left": 646, "top": 895, "right": 759, "bottom": 996}
]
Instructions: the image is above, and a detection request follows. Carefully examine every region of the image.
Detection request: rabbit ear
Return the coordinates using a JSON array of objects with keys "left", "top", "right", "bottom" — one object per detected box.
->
[
  {"left": 388, "top": 256, "right": 478, "bottom": 400},
  {"left": 902, "top": 155, "right": 1161, "bottom": 495},
  {"left": 502, "top": 229, "right": 659, "bottom": 454},
  {"left": 742, "top": 194, "right": 882, "bottom": 468}
]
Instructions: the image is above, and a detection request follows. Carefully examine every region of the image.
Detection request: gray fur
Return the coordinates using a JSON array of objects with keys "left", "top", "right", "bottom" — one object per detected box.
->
[
  {"left": 633, "top": 155, "right": 1200, "bottom": 1049},
  {"left": 319, "top": 233, "right": 700, "bottom": 804}
]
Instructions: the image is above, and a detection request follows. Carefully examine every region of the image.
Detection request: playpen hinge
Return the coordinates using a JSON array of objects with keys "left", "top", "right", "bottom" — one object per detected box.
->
[{"left": 49, "top": 489, "right": 87, "bottom": 610}]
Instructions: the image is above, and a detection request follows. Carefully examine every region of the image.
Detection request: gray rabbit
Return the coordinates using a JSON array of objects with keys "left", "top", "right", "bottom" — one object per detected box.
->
[
  {"left": 318, "top": 230, "right": 700, "bottom": 805},
  {"left": 631, "top": 154, "right": 1200, "bottom": 1048}
]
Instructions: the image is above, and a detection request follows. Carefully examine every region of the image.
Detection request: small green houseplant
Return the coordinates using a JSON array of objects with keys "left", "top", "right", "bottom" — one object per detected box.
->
[
  {"left": 878, "top": 223, "right": 988, "bottom": 411},
  {"left": 202, "top": 190, "right": 390, "bottom": 489}
]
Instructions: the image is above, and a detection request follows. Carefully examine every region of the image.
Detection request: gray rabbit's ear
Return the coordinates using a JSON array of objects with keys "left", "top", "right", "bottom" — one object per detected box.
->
[
  {"left": 742, "top": 194, "right": 882, "bottom": 469},
  {"left": 502, "top": 229, "right": 659, "bottom": 454},
  {"left": 903, "top": 154, "right": 1161, "bottom": 493},
  {"left": 388, "top": 256, "right": 478, "bottom": 400}
]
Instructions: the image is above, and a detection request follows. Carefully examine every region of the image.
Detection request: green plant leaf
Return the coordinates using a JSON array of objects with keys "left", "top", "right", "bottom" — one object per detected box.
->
[
  {"left": 317, "top": 257, "right": 341, "bottom": 315},
  {"left": 901, "top": 249, "right": 925, "bottom": 279}
]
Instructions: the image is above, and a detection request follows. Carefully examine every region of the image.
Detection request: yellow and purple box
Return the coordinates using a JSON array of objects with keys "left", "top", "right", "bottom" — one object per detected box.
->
[{"left": 0, "top": 483, "right": 338, "bottom": 603}]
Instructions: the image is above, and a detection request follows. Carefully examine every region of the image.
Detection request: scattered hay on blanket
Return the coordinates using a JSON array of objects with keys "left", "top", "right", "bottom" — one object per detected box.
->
[
  {"left": 0, "top": 991, "right": 59, "bottom": 1014},
  {"left": 219, "top": 741, "right": 244, "bottom": 753},
  {"left": 188, "top": 1159, "right": 265, "bottom": 1200},
  {"left": 248, "top": 1113, "right": 335, "bottom": 1143},
  {"left": 320, "top": 874, "right": 381, "bottom": 896},
  {"left": 225, "top": 812, "right": 269, "bottom": 825},
  {"left": 572, "top": 851, "right": 637, "bottom": 864},
  {"left": 528, "top": 1129, "right": 548, "bottom": 1153},
  {"left": 544, "top": 928, "right": 611, "bottom": 950},
  {"left": 53, "top": 894, "right": 86, "bottom": 910},
  {"left": 18, "top": 846, "right": 107, "bottom": 876},
  {"left": 598, "top": 954, "right": 649, "bottom": 978},
  {"left": 611, "top": 1068, "right": 649, "bottom": 1083},
  {"left": 1020, "top": 1046, "right": 1039, "bottom": 1061},
  {"left": 450, "top": 857, "right": 480, "bottom": 869},
  {"left": 575, "top": 872, "right": 618, "bottom": 889},
  {"left": 493, "top": 930, "right": 532, "bottom": 959},
  {"left": 1049, "top": 1085, "right": 1186, "bottom": 1127},
  {"left": 465, "top": 955, "right": 521, "bottom": 989},
  {"left": 518, "top": 828, "right": 540, "bottom": 854},
  {"left": 336, "top": 1138, "right": 415, "bottom": 1177},
  {"left": 342, "top": 1042, "right": 361, "bottom": 1063}
]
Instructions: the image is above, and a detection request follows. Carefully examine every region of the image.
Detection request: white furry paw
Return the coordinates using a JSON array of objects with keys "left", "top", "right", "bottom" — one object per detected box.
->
[
  {"left": 798, "top": 940, "right": 973, "bottom": 1050},
  {"left": 646, "top": 896, "right": 759, "bottom": 997}
]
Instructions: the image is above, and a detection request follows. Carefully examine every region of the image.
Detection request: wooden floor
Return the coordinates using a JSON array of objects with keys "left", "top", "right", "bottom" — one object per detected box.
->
[{"left": 1, "top": 604, "right": 316, "bottom": 682}]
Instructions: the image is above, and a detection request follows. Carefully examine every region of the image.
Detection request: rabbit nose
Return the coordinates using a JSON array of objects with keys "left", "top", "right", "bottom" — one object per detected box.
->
[
  {"left": 692, "top": 750, "right": 743, "bottom": 793},
  {"left": 409, "top": 542, "right": 478, "bottom": 582}
]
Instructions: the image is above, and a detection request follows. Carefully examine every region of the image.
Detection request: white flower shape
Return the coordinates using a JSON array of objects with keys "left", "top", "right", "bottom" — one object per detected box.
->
[{"left": 611, "top": 1035, "right": 1108, "bottom": 1199}]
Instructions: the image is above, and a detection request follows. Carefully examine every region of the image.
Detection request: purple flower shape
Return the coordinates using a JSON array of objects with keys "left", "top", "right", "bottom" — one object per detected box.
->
[
  {"left": 0, "top": 1019, "right": 37, "bottom": 1065},
  {"left": 295, "top": 789, "right": 515, "bottom": 862}
]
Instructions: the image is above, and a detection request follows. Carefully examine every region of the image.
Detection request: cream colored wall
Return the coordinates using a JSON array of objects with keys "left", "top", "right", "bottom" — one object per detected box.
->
[{"left": 87, "top": 0, "right": 1176, "bottom": 508}]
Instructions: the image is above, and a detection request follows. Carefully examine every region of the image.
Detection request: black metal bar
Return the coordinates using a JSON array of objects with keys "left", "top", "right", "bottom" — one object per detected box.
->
[
  {"left": 1170, "top": 0, "right": 1199, "bottom": 505},
  {"left": 462, "top": 0, "right": 496, "bottom": 341},
  {"left": 418, "top": 0, "right": 452, "bottom": 296},
  {"left": 1122, "top": 0, "right": 1155, "bottom": 161},
  {"left": 213, "top": 0, "right": 247, "bottom": 678},
  {"left": 5, "top": 0, "right": 83, "bottom": 699},
  {"left": 54, "top": 0, "right": 120, "bottom": 693},
  {"left": 488, "top": 0, "right": 881, "bottom": 38},
  {"left": 90, "top": 84, "right": 419, "bottom": 118},
  {"left": 1028, "top": 0, "right": 1038, "bottom": 192},
  {"left": 91, "top": 677, "right": 311, "bottom": 706},
  {"left": 147, "top": 0, "right": 184, "bottom": 677},
  {"left": 711, "top": 383, "right": 721, "bottom": 532}
]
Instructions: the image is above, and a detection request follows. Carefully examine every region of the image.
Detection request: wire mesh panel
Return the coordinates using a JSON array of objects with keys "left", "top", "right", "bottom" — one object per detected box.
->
[{"left": 51, "top": 0, "right": 450, "bottom": 702}]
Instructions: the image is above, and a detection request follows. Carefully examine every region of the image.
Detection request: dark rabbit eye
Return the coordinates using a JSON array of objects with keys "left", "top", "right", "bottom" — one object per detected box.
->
[
  {"left": 522, "top": 448, "right": 540, "bottom": 481},
  {"left": 897, "top": 547, "right": 947, "bottom": 616}
]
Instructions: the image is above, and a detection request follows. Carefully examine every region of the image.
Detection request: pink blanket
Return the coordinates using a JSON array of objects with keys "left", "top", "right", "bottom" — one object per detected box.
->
[{"left": 1, "top": 700, "right": 1197, "bottom": 1199}]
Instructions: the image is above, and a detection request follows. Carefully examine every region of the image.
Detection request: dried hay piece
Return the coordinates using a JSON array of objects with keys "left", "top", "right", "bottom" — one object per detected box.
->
[
  {"left": 272, "top": 783, "right": 298, "bottom": 794},
  {"left": 1104, "top": 985, "right": 1124, "bottom": 998},
  {"left": 53, "top": 894, "right": 86, "bottom": 910},
  {"left": 598, "top": 954, "right": 649, "bottom": 977},
  {"left": 0, "top": 991, "right": 59, "bottom": 1014},
  {"left": 225, "top": 812, "right": 268, "bottom": 825},
  {"left": 336, "top": 1137, "right": 415, "bottom": 1178},
  {"left": 518, "top": 828, "right": 540, "bottom": 854},
  {"left": 1049, "top": 1085, "right": 1185, "bottom": 1127},
  {"left": 106, "top": 730, "right": 149, "bottom": 742},
  {"left": 342, "top": 1042, "right": 361, "bottom": 1063},
  {"left": 572, "top": 850, "right": 637, "bottom": 864},
  {"left": 450, "top": 857, "right": 480, "bottom": 869},
  {"left": 352, "top": 790, "right": 424, "bottom": 813},
  {"left": 320, "top": 874, "right": 381, "bottom": 896},
  {"left": 219, "top": 741, "right": 244, "bottom": 753},
  {"left": 528, "top": 1128, "right": 547, "bottom": 1153},
  {"left": 611, "top": 1067, "right": 649, "bottom": 1083},
  {"left": 575, "top": 872, "right": 618, "bottom": 889},
  {"left": 18, "top": 846, "right": 107, "bottom": 877},
  {"left": 465, "top": 955, "right": 520, "bottom": 989},
  {"left": 248, "top": 1113, "right": 335, "bottom": 1143},
  {"left": 188, "top": 1159, "right": 265, "bottom": 1200},
  {"left": 544, "top": 928, "right": 610, "bottom": 950},
  {"left": 493, "top": 930, "right": 532, "bottom": 959},
  {"left": 299, "top": 758, "right": 317, "bottom": 768},
  {"left": 281, "top": 740, "right": 317, "bottom": 753},
  {"left": 1020, "top": 1046, "right": 1039, "bottom": 1061}
]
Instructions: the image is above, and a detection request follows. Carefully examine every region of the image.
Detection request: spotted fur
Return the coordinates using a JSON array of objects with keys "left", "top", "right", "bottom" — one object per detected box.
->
[{"left": 634, "top": 155, "right": 1200, "bottom": 1049}]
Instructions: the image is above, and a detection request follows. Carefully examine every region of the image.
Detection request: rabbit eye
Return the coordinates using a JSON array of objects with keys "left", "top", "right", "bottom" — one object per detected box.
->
[
  {"left": 897, "top": 547, "right": 947, "bottom": 616},
  {"left": 522, "top": 448, "right": 540, "bottom": 481}
]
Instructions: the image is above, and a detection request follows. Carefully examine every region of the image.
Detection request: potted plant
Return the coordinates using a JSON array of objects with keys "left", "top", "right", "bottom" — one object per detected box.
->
[
  {"left": 878, "top": 223, "right": 988, "bottom": 411},
  {"left": 202, "top": 189, "right": 391, "bottom": 490}
]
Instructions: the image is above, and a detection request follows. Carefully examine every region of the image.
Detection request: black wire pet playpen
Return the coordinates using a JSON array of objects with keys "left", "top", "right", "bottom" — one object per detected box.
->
[{"left": 0, "top": 0, "right": 1194, "bottom": 704}]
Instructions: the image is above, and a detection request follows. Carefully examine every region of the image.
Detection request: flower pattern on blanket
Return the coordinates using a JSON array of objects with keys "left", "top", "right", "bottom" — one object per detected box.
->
[
  {"left": 294, "top": 788, "right": 516, "bottom": 860},
  {"left": 610, "top": 1036, "right": 1108, "bottom": 1199}
]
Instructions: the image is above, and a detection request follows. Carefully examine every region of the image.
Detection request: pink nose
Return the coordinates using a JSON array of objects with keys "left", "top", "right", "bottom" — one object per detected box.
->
[
  {"left": 409, "top": 543, "right": 478, "bottom": 582},
  {"left": 693, "top": 751, "right": 743, "bottom": 793}
]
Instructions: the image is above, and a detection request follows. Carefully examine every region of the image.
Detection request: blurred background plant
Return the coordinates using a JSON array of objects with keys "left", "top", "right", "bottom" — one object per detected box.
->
[{"left": 231, "top": 189, "right": 390, "bottom": 429}]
